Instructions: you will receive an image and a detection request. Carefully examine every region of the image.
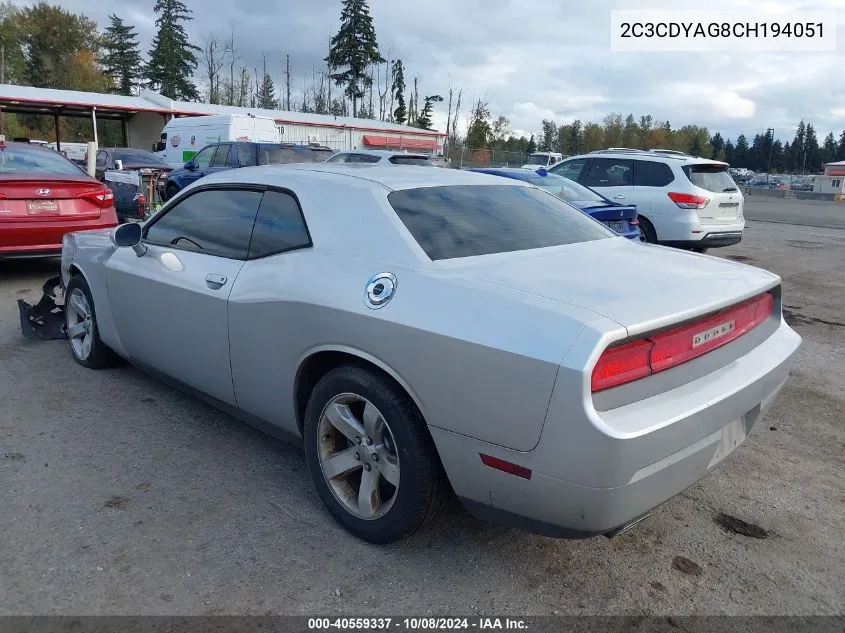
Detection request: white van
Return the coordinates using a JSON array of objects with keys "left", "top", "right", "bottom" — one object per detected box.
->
[
  {"left": 153, "top": 114, "right": 281, "bottom": 167},
  {"left": 46, "top": 142, "right": 89, "bottom": 165},
  {"left": 522, "top": 151, "right": 564, "bottom": 169}
]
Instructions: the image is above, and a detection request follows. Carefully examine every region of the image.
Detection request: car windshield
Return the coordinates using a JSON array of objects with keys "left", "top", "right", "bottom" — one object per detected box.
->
[
  {"left": 684, "top": 164, "right": 738, "bottom": 192},
  {"left": 112, "top": 149, "right": 168, "bottom": 165},
  {"left": 525, "top": 154, "right": 550, "bottom": 165},
  {"left": 521, "top": 173, "right": 607, "bottom": 205},
  {"left": 0, "top": 145, "right": 85, "bottom": 175},
  {"left": 388, "top": 184, "right": 613, "bottom": 261}
]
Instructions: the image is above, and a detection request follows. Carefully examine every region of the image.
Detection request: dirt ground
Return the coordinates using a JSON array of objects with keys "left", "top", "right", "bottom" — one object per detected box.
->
[{"left": 1, "top": 200, "right": 843, "bottom": 616}]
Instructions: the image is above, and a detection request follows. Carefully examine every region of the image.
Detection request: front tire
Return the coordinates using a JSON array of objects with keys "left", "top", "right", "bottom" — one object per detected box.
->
[
  {"left": 303, "top": 365, "right": 450, "bottom": 543},
  {"left": 65, "top": 275, "right": 122, "bottom": 369}
]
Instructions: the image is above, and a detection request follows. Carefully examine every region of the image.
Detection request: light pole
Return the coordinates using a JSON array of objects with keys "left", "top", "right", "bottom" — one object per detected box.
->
[{"left": 766, "top": 128, "right": 775, "bottom": 184}]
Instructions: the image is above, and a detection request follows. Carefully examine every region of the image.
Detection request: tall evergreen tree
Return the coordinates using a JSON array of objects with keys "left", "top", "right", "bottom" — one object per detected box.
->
[
  {"left": 100, "top": 14, "right": 143, "bottom": 95},
  {"left": 256, "top": 56, "right": 276, "bottom": 109},
  {"left": 803, "top": 123, "right": 819, "bottom": 173},
  {"left": 709, "top": 132, "right": 724, "bottom": 160},
  {"left": 145, "top": 0, "right": 200, "bottom": 100},
  {"left": 837, "top": 131, "right": 845, "bottom": 162},
  {"left": 734, "top": 134, "right": 749, "bottom": 168},
  {"left": 415, "top": 94, "right": 442, "bottom": 130},
  {"left": 391, "top": 60, "right": 406, "bottom": 124},
  {"left": 821, "top": 132, "right": 837, "bottom": 167},
  {"left": 325, "top": 0, "right": 384, "bottom": 118}
]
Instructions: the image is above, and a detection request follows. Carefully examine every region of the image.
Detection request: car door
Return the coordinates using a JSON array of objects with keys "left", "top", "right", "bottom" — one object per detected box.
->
[
  {"left": 631, "top": 159, "right": 676, "bottom": 228},
  {"left": 226, "top": 189, "right": 314, "bottom": 429},
  {"left": 182, "top": 145, "right": 216, "bottom": 186},
  {"left": 104, "top": 186, "right": 264, "bottom": 406},
  {"left": 582, "top": 157, "right": 634, "bottom": 204}
]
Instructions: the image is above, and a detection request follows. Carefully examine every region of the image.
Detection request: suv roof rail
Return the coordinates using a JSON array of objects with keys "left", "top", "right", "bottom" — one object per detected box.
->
[
  {"left": 590, "top": 147, "right": 645, "bottom": 154},
  {"left": 648, "top": 148, "right": 688, "bottom": 156}
]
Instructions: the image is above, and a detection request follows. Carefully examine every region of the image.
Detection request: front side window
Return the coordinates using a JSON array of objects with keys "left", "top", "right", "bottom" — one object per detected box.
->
[
  {"left": 191, "top": 147, "right": 215, "bottom": 169},
  {"left": 583, "top": 158, "right": 633, "bottom": 187},
  {"left": 325, "top": 153, "right": 348, "bottom": 163},
  {"left": 349, "top": 153, "right": 382, "bottom": 164},
  {"left": 96, "top": 151, "right": 108, "bottom": 168},
  {"left": 247, "top": 190, "right": 311, "bottom": 259},
  {"left": 388, "top": 184, "right": 613, "bottom": 261},
  {"left": 144, "top": 188, "right": 263, "bottom": 259},
  {"left": 549, "top": 157, "right": 588, "bottom": 181}
]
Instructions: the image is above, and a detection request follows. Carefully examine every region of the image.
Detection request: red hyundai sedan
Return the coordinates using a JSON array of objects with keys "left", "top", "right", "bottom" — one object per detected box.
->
[{"left": 0, "top": 140, "right": 118, "bottom": 259}]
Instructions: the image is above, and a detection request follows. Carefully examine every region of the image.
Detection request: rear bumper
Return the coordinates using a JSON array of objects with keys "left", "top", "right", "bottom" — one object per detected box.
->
[
  {"left": 433, "top": 319, "right": 801, "bottom": 537},
  {"left": 0, "top": 214, "right": 118, "bottom": 258},
  {"left": 664, "top": 231, "right": 743, "bottom": 249}
]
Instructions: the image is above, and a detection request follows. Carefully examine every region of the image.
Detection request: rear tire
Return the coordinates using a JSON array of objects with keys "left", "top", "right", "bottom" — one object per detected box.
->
[
  {"left": 691, "top": 246, "right": 709, "bottom": 254},
  {"left": 303, "top": 364, "right": 450, "bottom": 544},
  {"left": 64, "top": 275, "right": 123, "bottom": 370},
  {"left": 637, "top": 216, "right": 657, "bottom": 244}
]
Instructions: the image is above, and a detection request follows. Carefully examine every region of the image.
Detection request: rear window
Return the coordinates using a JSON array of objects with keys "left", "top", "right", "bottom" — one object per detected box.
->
[
  {"left": 388, "top": 185, "right": 613, "bottom": 261},
  {"left": 258, "top": 147, "right": 316, "bottom": 165},
  {"left": 0, "top": 145, "right": 85, "bottom": 176},
  {"left": 683, "top": 164, "right": 738, "bottom": 192},
  {"left": 389, "top": 155, "right": 433, "bottom": 166}
]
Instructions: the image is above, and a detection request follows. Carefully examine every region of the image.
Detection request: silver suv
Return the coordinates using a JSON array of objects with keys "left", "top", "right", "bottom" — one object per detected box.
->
[{"left": 549, "top": 148, "right": 745, "bottom": 251}]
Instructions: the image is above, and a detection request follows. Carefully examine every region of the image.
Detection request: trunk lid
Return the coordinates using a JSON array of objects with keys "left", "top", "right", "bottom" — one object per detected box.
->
[
  {"left": 682, "top": 163, "right": 744, "bottom": 226},
  {"left": 455, "top": 239, "right": 779, "bottom": 336},
  {"left": 0, "top": 176, "right": 109, "bottom": 221}
]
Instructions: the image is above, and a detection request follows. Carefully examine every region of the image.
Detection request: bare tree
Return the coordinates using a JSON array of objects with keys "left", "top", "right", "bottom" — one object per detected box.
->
[
  {"left": 225, "top": 24, "right": 239, "bottom": 106},
  {"left": 202, "top": 35, "right": 226, "bottom": 104},
  {"left": 284, "top": 54, "right": 292, "bottom": 110},
  {"left": 452, "top": 88, "right": 463, "bottom": 145}
]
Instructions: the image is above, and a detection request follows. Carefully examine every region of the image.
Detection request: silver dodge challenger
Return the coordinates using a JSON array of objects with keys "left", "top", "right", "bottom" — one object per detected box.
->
[{"left": 55, "top": 164, "right": 801, "bottom": 543}]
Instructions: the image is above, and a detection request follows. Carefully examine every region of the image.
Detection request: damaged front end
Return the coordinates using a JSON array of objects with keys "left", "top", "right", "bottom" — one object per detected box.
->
[{"left": 18, "top": 275, "right": 67, "bottom": 340}]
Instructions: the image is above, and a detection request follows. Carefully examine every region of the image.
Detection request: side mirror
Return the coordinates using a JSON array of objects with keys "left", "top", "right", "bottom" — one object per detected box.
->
[
  {"left": 184, "top": 160, "right": 195, "bottom": 170},
  {"left": 111, "top": 222, "right": 146, "bottom": 257},
  {"left": 155, "top": 142, "right": 166, "bottom": 152}
]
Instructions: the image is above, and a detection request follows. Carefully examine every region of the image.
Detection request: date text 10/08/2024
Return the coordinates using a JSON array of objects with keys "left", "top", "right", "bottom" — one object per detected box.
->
[{"left": 308, "top": 618, "right": 529, "bottom": 630}]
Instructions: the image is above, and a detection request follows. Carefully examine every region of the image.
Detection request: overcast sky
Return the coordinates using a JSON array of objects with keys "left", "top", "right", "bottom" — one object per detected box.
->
[{"left": 19, "top": 0, "right": 845, "bottom": 142}]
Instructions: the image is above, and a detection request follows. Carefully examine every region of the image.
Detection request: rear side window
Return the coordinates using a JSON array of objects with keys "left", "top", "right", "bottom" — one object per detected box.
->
[
  {"left": 683, "top": 165, "right": 739, "bottom": 192},
  {"left": 389, "top": 156, "right": 432, "bottom": 166},
  {"left": 237, "top": 145, "right": 257, "bottom": 167},
  {"left": 388, "top": 185, "right": 613, "bottom": 261},
  {"left": 144, "top": 189, "right": 263, "bottom": 260},
  {"left": 633, "top": 160, "right": 674, "bottom": 187},
  {"left": 211, "top": 144, "right": 231, "bottom": 167},
  {"left": 348, "top": 153, "right": 381, "bottom": 164},
  {"left": 247, "top": 190, "right": 312, "bottom": 259}
]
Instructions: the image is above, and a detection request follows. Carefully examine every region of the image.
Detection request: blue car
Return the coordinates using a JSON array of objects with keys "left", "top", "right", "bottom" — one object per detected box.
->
[
  {"left": 163, "top": 142, "right": 333, "bottom": 200},
  {"left": 469, "top": 167, "right": 641, "bottom": 240}
]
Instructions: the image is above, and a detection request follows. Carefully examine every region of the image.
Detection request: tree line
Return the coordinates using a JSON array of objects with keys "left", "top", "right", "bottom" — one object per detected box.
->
[{"left": 463, "top": 107, "right": 841, "bottom": 175}]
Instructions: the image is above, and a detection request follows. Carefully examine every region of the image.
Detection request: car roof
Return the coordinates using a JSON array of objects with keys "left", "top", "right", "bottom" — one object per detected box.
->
[
  {"left": 198, "top": 163, "right": 531, "bottom": 192},
  {"left": 569, "top": 149, "right": 727, "bottom": 166},
  {"left": 335, "top": 149, "right": 430, "bottom": 158}
]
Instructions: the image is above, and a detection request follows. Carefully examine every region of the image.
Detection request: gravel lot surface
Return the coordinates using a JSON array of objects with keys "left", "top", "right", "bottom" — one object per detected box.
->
[{"left": 1, "top": 198, "right": 843, "bottom": 616}]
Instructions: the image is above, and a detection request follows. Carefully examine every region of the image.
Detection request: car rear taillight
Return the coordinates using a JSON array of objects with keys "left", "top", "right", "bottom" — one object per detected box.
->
[
  {"left": 668, "top": 192, "right": 709, "bottom": 209},
  {"left": 77, "top": 188, "right": 114, "bottom": 208},
  {"left": 591, "top": 292, "right": 774, "bottom": 392}
]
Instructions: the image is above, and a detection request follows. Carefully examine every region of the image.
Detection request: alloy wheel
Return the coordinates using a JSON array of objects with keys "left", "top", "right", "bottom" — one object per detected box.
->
[{"left": 317, "top": 393, "right": 401, "bottom": 520}]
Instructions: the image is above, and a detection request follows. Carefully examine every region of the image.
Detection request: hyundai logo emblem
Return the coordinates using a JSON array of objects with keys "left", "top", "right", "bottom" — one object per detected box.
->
[{"left": 35, "top": 188, "right": 51, "bottom": 197}]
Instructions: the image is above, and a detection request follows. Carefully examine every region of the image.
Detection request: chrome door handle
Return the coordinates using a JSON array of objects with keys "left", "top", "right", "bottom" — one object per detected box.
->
[{"left": 206, "top": 273, "right": 227, "bottom": 288}]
